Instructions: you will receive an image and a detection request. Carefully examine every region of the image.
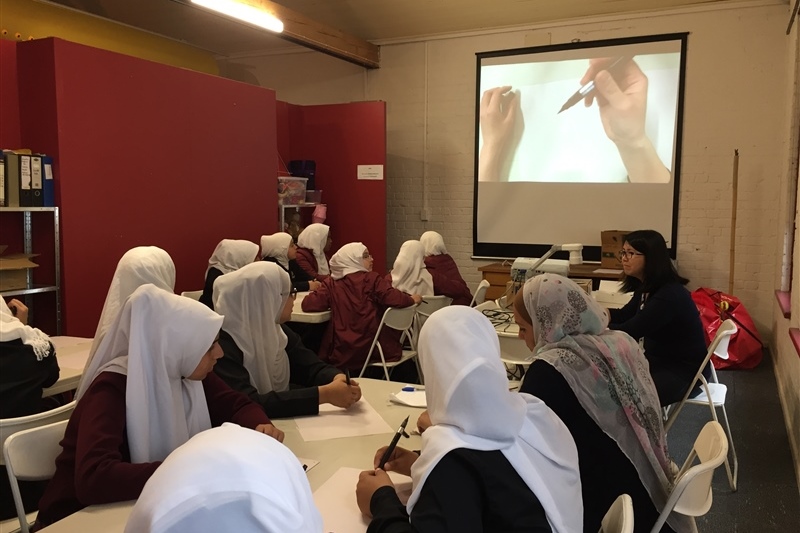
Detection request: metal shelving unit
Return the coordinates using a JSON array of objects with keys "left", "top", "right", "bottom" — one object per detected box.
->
[{"left": 0, "top": 207, "right": 61, "bottom": 333}]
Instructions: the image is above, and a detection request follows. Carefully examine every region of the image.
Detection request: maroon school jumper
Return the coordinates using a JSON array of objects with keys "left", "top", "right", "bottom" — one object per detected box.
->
[
  {"left": 35, "top": 372, "right": 269, "bottom": 528},
  {"left": 295, "top": 247, "right": 329, "bottom": 281},
  {"left": 302, "top": 271, "right": 414, "bottom": 371},
  {"left": 424, "top": 254, "right": 472, "bottom": 306}
]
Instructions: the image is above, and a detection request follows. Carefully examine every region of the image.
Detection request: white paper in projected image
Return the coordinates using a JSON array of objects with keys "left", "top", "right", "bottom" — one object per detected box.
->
[{"left": 478, "top": 54, "right": 680, "bottom": 183}]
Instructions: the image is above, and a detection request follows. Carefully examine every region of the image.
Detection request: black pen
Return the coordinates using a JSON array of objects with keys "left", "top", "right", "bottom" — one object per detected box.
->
[
  {"left": 558, "top": 56, "right": 631, "bottom": 114},
  {"left": 345, "top": 368, "right": 351, "bottom": 387},
  {"left": 378, "top": 415, "right": 410, "bottom": 470}
]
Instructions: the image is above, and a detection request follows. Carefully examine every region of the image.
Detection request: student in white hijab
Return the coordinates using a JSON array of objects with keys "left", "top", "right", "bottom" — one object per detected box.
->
[
  {"left": 85, "top": 246, "right": 175, "bottom": 373},
  {"left": 260, "top": 232, "right": 320, "bottom": 292},
  {"left": 0, "top": 297, "right": 58, "bottom": 417},
  {"left": 302, "top": 242, "right": 422, "bottom": 371},
  {"left": 199, "top": 239, "right": 259, "bottom": 310},
  {"left": 0, "top": 297, "right": 60, "bottom": 519},
  {"left": 35, "top": 285, "right": 281, "bottom": 529},
  {"left": 296, "top": 223, "right": 331, "bottom": 279},
  {"left": 212, "top": 262, "right": 360, "bottom": 418},
  {"left": 125, "top": 423, "right": 323, "bottom": 533},
  {"left": 418, "top": 231, "right": 472, "bottom": 306},
  {"left": 356, "top": 306, "right": 582, "bottom": 533},
  {"left": 388, "top": 240, "right": 434, "bottom": 296}
]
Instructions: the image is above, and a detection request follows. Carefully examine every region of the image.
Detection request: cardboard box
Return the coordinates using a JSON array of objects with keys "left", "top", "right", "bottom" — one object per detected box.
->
[
  {"left": 0, "top": 246, "right": 39, "bottom": 291},
  {"left": 600, "top": 230, "right": 631, "bottom": 269}
]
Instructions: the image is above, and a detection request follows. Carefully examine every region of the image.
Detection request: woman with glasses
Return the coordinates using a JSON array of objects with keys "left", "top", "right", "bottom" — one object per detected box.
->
[
  {"left": 419, "top": 231, "right": 472, "bottom": 306},
  {"left": 302, "top": 242, "right": 423, "bottom": 372},
  {"left": 608, "top": 229, "right": 708, "bottom": 407},
  {"left": 212, "top": 262, "right": 360, "bottom": 418}
]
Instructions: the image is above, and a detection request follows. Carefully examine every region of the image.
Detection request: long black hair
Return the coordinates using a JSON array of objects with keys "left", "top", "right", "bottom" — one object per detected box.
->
[{"left": 620, "top": 229, "right": 688, "bottom": 293}]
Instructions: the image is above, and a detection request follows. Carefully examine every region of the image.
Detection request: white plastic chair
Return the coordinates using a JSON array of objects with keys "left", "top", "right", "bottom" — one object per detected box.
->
[
  {"left": 663, "top": 319, "right": 738, "bottom": 491},
  {"left": 650, "top": 421, "right": 729, "bottom": 533},
  {"left": 599, "top": 493, "right": 634, "bottom": 533},
  {"left": 469, "top": 279, "right": 491, "bottom": 307},
  {"left": 414, "top": 295, "right": 452, "bottom": 339},
  {"left": 358, "top": 306, "right": 420, "bottom": 382},
  {"left": 180, "top": 290, "right": 203, "bottom": 301},
  {"left": 0, "top": 401, "right": 75, "bottom": 468},
  {"left": 3, "top": 419, "right": 71, "bottom": 533}
]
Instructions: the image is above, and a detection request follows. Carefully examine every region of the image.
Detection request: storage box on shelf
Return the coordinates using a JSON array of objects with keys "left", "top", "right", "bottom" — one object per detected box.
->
[{"left": 0, "top": 207, "right": 61, "bottom": 333}]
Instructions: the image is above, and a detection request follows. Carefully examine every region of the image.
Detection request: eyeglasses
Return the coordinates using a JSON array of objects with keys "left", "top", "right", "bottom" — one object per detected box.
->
[
  {"left": 617, "top": 250, "right": 644, "bottom": 261},
  {"left": 362, "top": 252, "right": 372, "bottom": 259}
]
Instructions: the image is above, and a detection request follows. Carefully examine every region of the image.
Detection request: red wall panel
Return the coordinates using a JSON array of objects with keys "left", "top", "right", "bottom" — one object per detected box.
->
[{"left": 16, "top": 38, "right": 278, "bottom": 336}]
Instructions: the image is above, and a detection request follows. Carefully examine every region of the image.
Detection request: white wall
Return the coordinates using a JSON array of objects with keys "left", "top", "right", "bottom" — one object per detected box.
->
[{"left": 220, "top": 2, "right": 793, "bottom": 338}]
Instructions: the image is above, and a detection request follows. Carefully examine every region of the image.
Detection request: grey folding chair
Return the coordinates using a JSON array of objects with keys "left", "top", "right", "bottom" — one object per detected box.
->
[
  {"left": 599, "top": 493, "right": 634, "bottom": 533},
  {"left": 664, "top": 319, "right": 738, "bottom": 491},
  {"left": 650, "top": 421, "right": 729, "bottom": 533},
  {"left": 359, "top": 306, "right": 420, "bottom": 381},
  {"left": 469, "top": 279, "right": 491, "bottom": 307}
]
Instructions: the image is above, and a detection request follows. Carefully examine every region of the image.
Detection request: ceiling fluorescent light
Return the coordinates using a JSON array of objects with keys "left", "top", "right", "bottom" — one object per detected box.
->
[{"left": 191, "top": 0, "right": 284, "bottom": 33}]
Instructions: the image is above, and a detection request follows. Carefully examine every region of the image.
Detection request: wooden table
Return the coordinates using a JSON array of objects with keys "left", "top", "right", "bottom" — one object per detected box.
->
[
  {"left": 43, "top": 337, "right": 93, "bottom": 397},
  {"left": 37, "top": 378, "right": 423, "bottom": 532},
  {"left": 478, "top": 261, "right": 624, "bottom": 300}
]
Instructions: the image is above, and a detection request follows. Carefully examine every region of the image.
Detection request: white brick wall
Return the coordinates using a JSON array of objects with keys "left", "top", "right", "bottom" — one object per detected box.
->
[{"left": 220, "top": 3, "right": 794, "bottom": 338}]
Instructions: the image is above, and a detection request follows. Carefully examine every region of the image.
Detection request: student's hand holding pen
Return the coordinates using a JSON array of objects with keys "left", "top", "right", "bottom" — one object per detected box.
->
[
  {"left": 372, "top": 445, "right": 418, "bottom": 476},
  {"left": 356, "top": 468, "right": 394, "bottom": 518},
  {"left": 320, "top": 376, "right": 361, "bottom": 408},
  {"left": 479, "top": 86, "right": 521, "bottom": 182},
  {"left": 335, "top": 372, "right": 363, "bottom": 402},
  {"left": 580, "top": 58, "right": 670, "bottom": 184}
]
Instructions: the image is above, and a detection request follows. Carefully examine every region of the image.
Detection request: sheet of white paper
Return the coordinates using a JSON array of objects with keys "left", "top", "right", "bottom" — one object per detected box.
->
[
  {"left": 313, "top": 467, "right": 412, "bottom": 533},
  {"left": 294, "top": 400, "right": 393, "bottom": 442},
  {"left": 593, "top": 268, "right": 623, "bottom": 274},
  {"left": 389, "top": 391, "right": 427, "bottom": 408},
  {"left": 296, "top": 457, "right": 320, "bottom": 473},
  {"left": 598, "top": 280, "right": 625, "bottom": 292}
]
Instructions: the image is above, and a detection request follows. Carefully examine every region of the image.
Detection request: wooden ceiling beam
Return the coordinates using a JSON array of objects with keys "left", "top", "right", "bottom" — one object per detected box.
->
[{"left": 221, "top": 0, "right": 380, "bottom": 68}]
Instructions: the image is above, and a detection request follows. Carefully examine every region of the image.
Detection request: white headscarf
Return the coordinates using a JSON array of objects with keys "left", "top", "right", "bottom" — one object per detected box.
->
[
  {"left": 260, "top": 233, "right": 293, "bottom": 269},
  {"left": 76, "top": 284, "right": 222, "bottom": 464},
  {"left": 420, "top": 231, "right": 447, "bottom": 256},
  {"left": 206, "top": 239, "right": 259, "bottom": 276},
  {"left": 86, "top": 247, "right": 176, "bottom": 374},
  {"left": 328, "top": 242, "right": 368, "bottom": 281},
  {"left": 390, "top": 240, "right": 434, "bottom": 295},
  {"left": 213, "top": 262, "right": 291, "bottom": 394},
  {"left": 0, "top": 298, "right": 52, "bottom": 360},
  {"left": 408, "top": 306, "right": 582, "bottom": 533},
  {"left": 297, "top": 223, "right": 330, "bottom": 276},
  {"left": 125, "top": 423, "right": 323, "bottom": 533}
]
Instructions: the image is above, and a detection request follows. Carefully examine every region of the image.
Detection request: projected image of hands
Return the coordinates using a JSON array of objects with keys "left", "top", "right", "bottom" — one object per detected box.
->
[{"left": 477, "top": 51, "right": 680, "bottom": 184}]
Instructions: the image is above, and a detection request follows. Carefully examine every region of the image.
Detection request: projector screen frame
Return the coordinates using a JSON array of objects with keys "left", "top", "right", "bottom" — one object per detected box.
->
[{"left": 472, "top": 32, "right": 689, "bottom": 261}]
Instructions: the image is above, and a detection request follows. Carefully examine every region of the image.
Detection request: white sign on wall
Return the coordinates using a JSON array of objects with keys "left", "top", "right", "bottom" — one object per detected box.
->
[{"left": 357, "top": 165, "right": 384, "bottom": 180}]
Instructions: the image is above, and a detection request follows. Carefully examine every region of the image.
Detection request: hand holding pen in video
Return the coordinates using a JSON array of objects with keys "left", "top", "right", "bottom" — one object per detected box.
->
[{"left": 567, "top": 57, "right": 670, "bottom": 184}]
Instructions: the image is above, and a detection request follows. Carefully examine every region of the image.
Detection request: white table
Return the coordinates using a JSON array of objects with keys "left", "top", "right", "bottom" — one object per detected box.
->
[
  {"left": 43, "top": 337, "right": 93, "bottom": 397},
  {"left": 37, "top": 379, "right": 423, "bottom": 532},
  {"left": 291, "top": 291, "right": 331, "bottom": 323}
]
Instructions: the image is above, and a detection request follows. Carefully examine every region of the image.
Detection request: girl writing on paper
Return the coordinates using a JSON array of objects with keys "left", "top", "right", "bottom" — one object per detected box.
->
[
  {"left": 515, "top": 274, "right": 689, "bottom": 533},
  {"left": 295, "top": 223, "right": 331, "bottom": 281},
  {"left": 386, "top": 240, "right": 434, "bottom": 297},
  {"left": 260, "top": 232, "right": 321, "bottom": 293},
  {"left": 212, "top": 262, "right": 360, "bottom": 418},
  {"left": 302, "top": 242, "right": 422, "bottom": 372},
  {"left": 607, "top": 229, "right": 708, "bottom": 406},
  {"left": 34, "top": 285, "right": 282, "bottom": 529},
  {"left": 125, "top": 423, "right": 322, "bottom": 533},
  {"left": 355, "top": 306, "right": 581, "bottom": 533},
  {"left": 198, "top": 239, "right": 259, "bottom": 310},
  {"left": 419, "top": 231, "right": 472, "bottom": 306}
]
